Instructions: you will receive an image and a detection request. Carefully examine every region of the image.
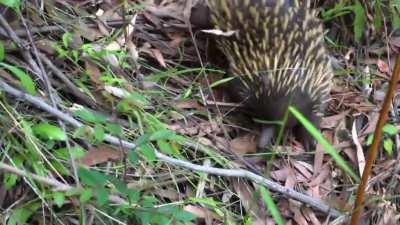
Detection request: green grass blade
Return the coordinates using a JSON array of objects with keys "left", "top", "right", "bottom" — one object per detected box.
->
[
  {"left": 259, "top": 186, "right": 285, "bottom": 225},
  {"left": 289, "top": 106, "right": 360, "bottom": 181}
]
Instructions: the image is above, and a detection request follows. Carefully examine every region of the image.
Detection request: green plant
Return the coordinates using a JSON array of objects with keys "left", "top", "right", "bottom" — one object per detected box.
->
[{"left": 366, "top": 123, "right": 398, "bottom": 156}]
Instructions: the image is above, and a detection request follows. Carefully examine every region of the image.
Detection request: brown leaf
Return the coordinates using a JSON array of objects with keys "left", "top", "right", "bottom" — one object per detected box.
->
[
  {"left": 320, "top": 111, "right": 348, "bottom": 129},
  {"left": 292, "top": 161, "right": 313, "bottom": 181},
  {"left": 271, "top": 167, "right": 290, "bottom": 181},
  {"left": 35, "top": 39, "right": 56, "bottom": 55},
  {"left": 302, "top": 207, "right": 321, "bottom": 225},
  {"left": 151, "top": 48, "right": 167, "bottom": 67},
  {"left": 290, "top": 202, "right": 308, "bottom": 225},
  {"left": 313, "top": 142, "right": 325, "bottom": 178},
  {"left": 78, "top": 22, "right": 102, "bottom": 41},
  {"left": 84, "top": 59, "right": 103, "bottom": 87},
  {"left": 233, "top": 179, "right": 268, "bottom": 225},
  {"left": 377, "top": 59, "right": 390, "bottom": 74},
  {"left": 229, "top": 134, "right": 258, "bottom": 155},
  {"left": 184, "top": 205, "right": 220, "bottom": 221},
  {"left": 80, "top": 145, "right": 122, "bottom": 166},
  {"left": 175, "top": 100, "right": 202, "bottom": 110},
  {"left": 352, "top": 121, "right": 365, "bottom": 176}
]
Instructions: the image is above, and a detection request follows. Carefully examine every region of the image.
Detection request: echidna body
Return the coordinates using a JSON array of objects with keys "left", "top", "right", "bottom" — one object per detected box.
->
[{"left": 208, "top": 0, "right": 333, "bottom": 148}]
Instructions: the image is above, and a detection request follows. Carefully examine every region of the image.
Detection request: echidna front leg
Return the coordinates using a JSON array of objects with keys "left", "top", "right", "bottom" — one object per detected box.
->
[{"left": 257, "top": 125, "right": 276, "bottom": 150}]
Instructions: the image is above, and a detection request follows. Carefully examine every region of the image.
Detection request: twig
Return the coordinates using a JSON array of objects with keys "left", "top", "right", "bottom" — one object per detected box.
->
[
  {"left": 0, "top": 78, "right": 343, "bottom": 218},
  {"left": 0, "top": 162, "right": 128, "bottom": 206},
  {"left": 0, "top": 20, "right": 128, "bottom": 37},
  {"left": 0, "top": 15, "right": 43, "bottom": 82},
  {"left": 0, "top": 162, "right": 71, "bottom": 191},
  {"left": 38, "top": 53, "right": 97, "bottom": 108}
]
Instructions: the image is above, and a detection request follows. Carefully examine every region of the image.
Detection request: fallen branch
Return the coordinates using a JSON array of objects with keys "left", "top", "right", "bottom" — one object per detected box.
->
[{"left": 0, "top": 78, "right": 343, "bottom": 218}]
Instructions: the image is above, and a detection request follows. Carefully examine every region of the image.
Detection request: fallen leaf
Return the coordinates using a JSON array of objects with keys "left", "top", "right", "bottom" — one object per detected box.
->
[
  {"left": 80, "top": 145, "right": 122, "bottom": 166},
  {"left": 175, "top": 100, "right": 202, "bottom": 110},
  {"left": 201, "top": 29, "right": 237, "bottom": 36},
  {"left": 151, "top": 48, "right": 167, "bottom": 67},
  {"left": 233, "top": 179, "right": 268, "bottom": 225},
  {"left": 229, "top": 134, "right": 258, "bottom": 155},
  {"left": 377, "top": 59, "right": 390, "bottom": 74},
  {"left": 84, "top": 59, "right": 103, "bottom": 86},
  {"left": 352, "top": 121, "right": 365, "bottom": 176},
  {"left": 184, "top": 204, "right": 220, "bottom": 220}
]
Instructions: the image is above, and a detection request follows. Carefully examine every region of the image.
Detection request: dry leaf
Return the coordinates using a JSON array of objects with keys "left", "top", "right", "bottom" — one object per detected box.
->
[
  {"left": 352, "top": 121, "right": 365, "bottom": 176},
  {"left": 229, "top": 134, "right": 258, "bottom": 155},
  {"left": 104, "top": 85, "right": 129, "bottom": 98},
  {"left": 377, "top": 59, "right": 390, "bottom": 74},
  {"left": 271, "top": 167, "right": 290, "bottom": 181},
  {"left": 233, "top": 179, "right": 268, "bottom": 225},
  {"left": 151, "top": 48, "right": 167, "bottom": 67},
  {"left": 84, "top": 59, "right": 103, "bottom": 86},
  {"left": 81, "top": 145, "right": 122, "bottom": 166},
  {"left": 201, "top": 29, "right": 237, "bottom": 36},
  {"left": 175, "top": 100, "right": 202, "bottom": 110},
  {"left": 184, "top": 205, "right": 220, "bottom": 220}
]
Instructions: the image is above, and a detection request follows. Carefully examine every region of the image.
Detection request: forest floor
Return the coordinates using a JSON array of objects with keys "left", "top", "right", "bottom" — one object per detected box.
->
[{"left": 0, "top": 1, "right": 399, "bottom": 225}]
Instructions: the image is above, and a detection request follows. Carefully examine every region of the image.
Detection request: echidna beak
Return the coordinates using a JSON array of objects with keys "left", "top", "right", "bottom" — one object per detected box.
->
[{"left": 257, "top": 125, "right": 275, "bottom": 150}]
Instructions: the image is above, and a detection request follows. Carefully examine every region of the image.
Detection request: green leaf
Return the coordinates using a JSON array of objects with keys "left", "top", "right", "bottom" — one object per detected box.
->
[
  {"left": 383, "top": 138, "right": 394, "bottom": 156},
  {"left": 353, "top": 1, "right": 366, "bottom": 42},
  {"left": 62, "top": 32, "right": 72, "bottom": 48},
  {"left": 391, "top": 1, "right": 400, "bottom": 29},
  {"left": 95, "top": 188, "right": 109, "bottom": 205},
  {"left": 3, "top": 172, "right": 18, "bottom": 189},
  {"left": 128, "top": 150, "right": 139, "bottom": 165},
  {"left": 7, "top": 202, "right": 40, "bottom": 225},
  {"left": 383, "top": 124, "right": 398, "bottom": 136},
  {"left": 80, "top": 188, "right": 93, "bottom": 203},
  {"left": 373, "top": 0, "right": 383, "bottom": 30},
  {"left": 94, "top": 124, "right": 105, "bottom": 142},
  {"left": 0, "top": 62, "right": 36, "bottom": 95},
  {"left": 0, "top": 0, "right": 20, "bottom": 10},
  {"left": 139, "top": 143, "right": 156, "bottom": 162},
  {"left": 157, "top": 140, "right": 175, "bottom": 155},
  {"left": 3, "top": 156, "right": 23, "bottom": 189},
  {"left": 259, "top": 186, "right": 285, "bottom": 225},
  {"left": 209, "top": 77, "right": 235, "bottom": 88},
  {"left": 78, "top": 167, "right": 109, "bottom": 187},
  {"left": 135, "top": 133, "right": 151, "bottom": 146},
  {"left": 135, "top": 211, "right": 151, "bottom": 225},
  {"left": 32, "top": 123, "right": 66, "bottom": 141},
  {"left": 110, "top": 178, "right": 128, "bottom": 197},
  {"left": 54, "top": 146, "right": 85, "bottom": 160},
  {"left": 289, "top": 106, "right": 359, "bottom": 181},
  {"left": 366, "top": 134, "right": 374, "bottom": 146},
  {"left": 149, "top": 129, "right": 176, "bottom": 141},
  {"left": 175, "top": 210, "right": 196, "bottom": 221},
  {"left": 141, "top": 196, "right": 158, "bottom": 207},
  {"left": 127, "top": 189, "right": 140, "bottom": 203},
  {"left": 54, "top": 192, "right": 65, "bottom": 208},
  {"left": 74, "top": 108, "right": 107, "bottom": 123},
  {"left": 105, "top": 123, "right": 122, "bottom": 136},
  {"left": 0, "top": 40, "right": 4, "bottom": 61}
]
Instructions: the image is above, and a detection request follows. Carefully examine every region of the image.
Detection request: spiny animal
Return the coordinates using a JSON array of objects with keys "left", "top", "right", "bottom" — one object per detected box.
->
[{"left": 206, "top": 0, "right": 333, "bottom": 149}]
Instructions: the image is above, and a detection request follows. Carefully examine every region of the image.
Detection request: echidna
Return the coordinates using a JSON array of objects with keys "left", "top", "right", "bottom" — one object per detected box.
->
[{"left": 207, "top": 0, "right": 333, "bottom": 149}]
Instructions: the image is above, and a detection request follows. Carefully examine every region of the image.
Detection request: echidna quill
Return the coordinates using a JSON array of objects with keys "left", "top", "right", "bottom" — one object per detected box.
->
[{"left": 207, "top": 0, "right": 333, "bottom": 149}]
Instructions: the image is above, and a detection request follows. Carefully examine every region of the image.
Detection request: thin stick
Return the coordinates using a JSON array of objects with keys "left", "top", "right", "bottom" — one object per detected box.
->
[{"left": 350, "top": 55, "right": 400, "bottom": 224}]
